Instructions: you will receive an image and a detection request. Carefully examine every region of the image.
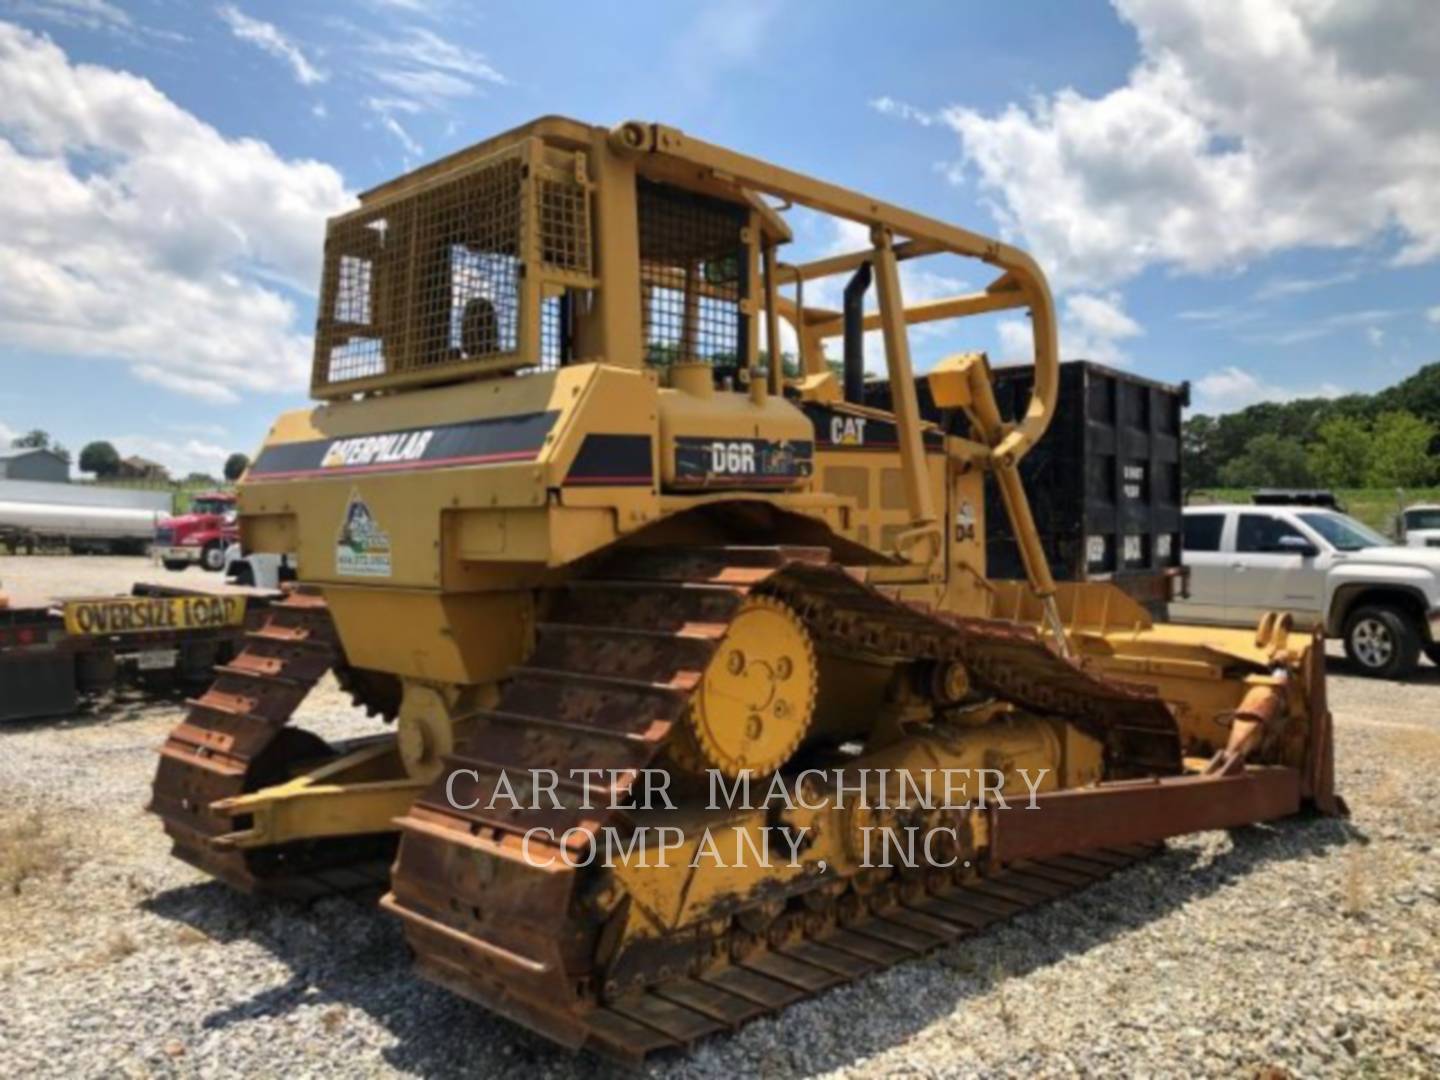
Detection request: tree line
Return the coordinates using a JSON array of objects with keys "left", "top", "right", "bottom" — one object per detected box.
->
[
  {"left": 8, "top": 430, "right": 250, "bottom": 485},
  {"left": 1184, "top": 362, "right": 1440, "bottom": 490}
]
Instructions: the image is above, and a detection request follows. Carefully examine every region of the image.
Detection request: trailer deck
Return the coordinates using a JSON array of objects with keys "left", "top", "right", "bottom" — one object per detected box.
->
[{"left": 0, "top": 582, "right": 272, "bottom": 722}]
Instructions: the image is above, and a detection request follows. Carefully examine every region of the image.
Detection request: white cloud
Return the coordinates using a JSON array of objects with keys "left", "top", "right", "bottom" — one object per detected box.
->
[
  {"left": 1191, "top": 365, "right": 1344, "bottom": 414},
  {"left": 374, "top": 66, "right": 470, "bottom": 101},
  {"left": 995, "top": 318, "right": 1035, "bottom": 365},
  {"left": 668, "top": 0, "right": 776, "bottom": 97},
  {"left": 170, "top": 421, "right": 229, "bottom": 438},
  {"left": 869, "top": 96, "right": 937, "bottom": 127},
  {"left": 0, "top": 22, "right": 353, "bottom": 402},
  {"left": 366, "top": 96, "right": 422, "bottom": 155},
  {"left": 1253, "top": 270, "right": 1358, "bottom": 300},
  {"left": 893, "top": 0, "right": 1440, "bottom": 289},
  {"left": 218, "top": 5, "right": 326, "bottom": 86},
  {"left": 363, "top": 26, "right": 504, "bottom": 111},
  {"left": 365, "top": 0, "right": 440, "bottom": 13},
  {"left": 1427, "top": 305, "right": 1440, "bottom": 325},
  {"left": 112, "top": 433, "right": 231, "bottom": 478},
  {"left": 996, "top": 291, "right": 1143, "bottom": 366},
  {"left": 1241, "top": 307, "right": 1400, "bottom": 346},
  {"left": 3, "top": 0, "right": 130, "bottom": 32},
  {"left": 1366, "top": 326, "right": 1385, "bottom": 348},
  {"left": 1066, "top": 292, "right": 1141, "bottom": 349},
  {"left": 811, "top": 219, "right": 971, "bottom": 373},
  {"left": 0, "top": 418, "right": 18, "bottom": 444}
]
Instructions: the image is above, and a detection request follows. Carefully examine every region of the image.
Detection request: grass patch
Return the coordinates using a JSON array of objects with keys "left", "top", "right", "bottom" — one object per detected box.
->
[
  {"left": 990, "top": 959, "right": 1017, "bottom": 1034},
  {"left": 0, "top": 811, "right": 65, "bottom": 897},
  {"left": 103, "top": 929, "right": 140, "bottom": 962},
  {"left": 1342, "top": 852, "right": 1369, "bottom": 918}
]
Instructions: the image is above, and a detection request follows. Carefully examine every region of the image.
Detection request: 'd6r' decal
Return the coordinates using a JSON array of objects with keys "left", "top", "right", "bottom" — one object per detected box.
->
[
  {"left": 672, "top": 436, "right": 814, "bottom": 486},
  {"left": 710, "top": 441, "right": 757, "bottom": 474}
]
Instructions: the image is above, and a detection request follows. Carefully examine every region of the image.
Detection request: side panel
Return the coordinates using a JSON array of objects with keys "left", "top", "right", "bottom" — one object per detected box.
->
[{"left": 802, "top": 401, "right": 947, "bottom": 558}]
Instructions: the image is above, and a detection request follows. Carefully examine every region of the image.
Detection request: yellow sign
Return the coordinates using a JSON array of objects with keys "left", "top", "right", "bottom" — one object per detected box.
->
[{"left": 62, "top": 594, "right": 247, "bottom": 636}]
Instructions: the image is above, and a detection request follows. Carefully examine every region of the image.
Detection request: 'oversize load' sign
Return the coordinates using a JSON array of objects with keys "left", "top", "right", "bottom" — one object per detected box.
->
[{"left": 62, "top": 595, "right": 247, "bottom": 636}]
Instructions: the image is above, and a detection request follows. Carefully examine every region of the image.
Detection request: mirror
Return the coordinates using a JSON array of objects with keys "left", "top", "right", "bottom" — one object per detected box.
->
[{"left": 1272, "top": 535, "right": 1318, "bottom": 557}]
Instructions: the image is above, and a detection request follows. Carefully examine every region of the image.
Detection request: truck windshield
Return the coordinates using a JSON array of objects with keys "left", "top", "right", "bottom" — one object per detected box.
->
[
  {"left": 1404, "top": 509, "right": 1440, "bottom": 531},
  {"left": 1297, "top": 512, "right": 1391, "bottom": 552},
  {"left": 191, "top": 498, "right": 232, "bottom": 516}
]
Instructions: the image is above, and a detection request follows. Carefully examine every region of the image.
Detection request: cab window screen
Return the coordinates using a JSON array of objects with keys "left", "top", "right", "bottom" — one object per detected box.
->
[
  {"left": 1182, "top": 514, "right": 1224, "bottom": 552},
  {"left": 1236, "top": 514, "right": 1304, "bottom": 553},
  {"left": 637, "top": 179, "right": 748, "bottom": 371}
]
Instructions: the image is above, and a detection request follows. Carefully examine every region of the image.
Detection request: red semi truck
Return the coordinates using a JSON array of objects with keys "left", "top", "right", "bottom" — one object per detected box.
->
[{"left": 154, "top": 491, "right": 239, "bottom": 572}]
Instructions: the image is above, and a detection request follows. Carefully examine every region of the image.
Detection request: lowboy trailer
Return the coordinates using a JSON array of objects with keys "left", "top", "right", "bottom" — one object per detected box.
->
[{"left": 0, "top": 583, "right": 268, "bottom": 722}]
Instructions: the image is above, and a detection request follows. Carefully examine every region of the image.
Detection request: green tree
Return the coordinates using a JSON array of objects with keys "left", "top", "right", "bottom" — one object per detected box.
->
[
  {"left": 1367, "top": 410, "right": 1438, "bottom": 487},
  {"left": 223, "top": 453, "right": 251, "bottom": 482},
  {"left": 1182, "top": 414, "right": 1220, "bottom": 490},
  {"left": 1217, "top": 434, "right": 1315, "bottom": 488},
  {"left": 11, "top": 428, "right": 50, "bottom": 449},
  {"left": 1373, "top": 364, "right": 1440, "bottom": 424},
  {"left": 78, "top": 440, "right": 121, "bottom": 478},
  {"left": 1308, "top": 416, "right": 1370, "bottom": 487}
]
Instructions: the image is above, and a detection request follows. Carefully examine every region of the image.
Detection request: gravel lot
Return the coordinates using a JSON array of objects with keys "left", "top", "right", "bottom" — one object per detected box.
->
[{"left": 2, "top": 555, "right": 1437, "bottom": 1078}]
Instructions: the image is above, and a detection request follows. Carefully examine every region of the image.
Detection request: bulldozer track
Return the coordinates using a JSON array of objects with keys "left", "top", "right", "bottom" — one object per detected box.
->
[
  {"left": 148, "top": 592, "right": 396, "bottom": 900},
  {"left": 569, "top": 842, "right": 1158, "bottom": 1062},
  {"left": 385, "top": 545, "right": 1182, "bottom": 1061}
]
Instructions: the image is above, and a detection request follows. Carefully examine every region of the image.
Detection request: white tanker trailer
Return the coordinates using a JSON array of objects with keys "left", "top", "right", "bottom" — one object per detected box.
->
[{"left": 0, "top": 484, "right": 168, "bottom": 555}]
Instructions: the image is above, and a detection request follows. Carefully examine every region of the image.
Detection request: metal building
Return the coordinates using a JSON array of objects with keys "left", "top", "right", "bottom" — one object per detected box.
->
[{"left": 0, "top": 448, "right": 70, "bottom": 483}]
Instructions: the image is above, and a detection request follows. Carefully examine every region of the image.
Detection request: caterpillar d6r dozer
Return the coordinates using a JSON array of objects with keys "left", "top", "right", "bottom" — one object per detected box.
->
[{"left": 150, "top": 116, "right": 1342, "bottom": 1062}]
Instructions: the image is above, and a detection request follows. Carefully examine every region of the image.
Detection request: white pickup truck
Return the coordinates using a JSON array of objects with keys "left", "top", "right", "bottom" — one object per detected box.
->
[
  {"left": 1399, "top": 504, "right": 1440, "bottom": 548},
  {"left": 1173, "top": 504, "right": 1440, "bottom": 678}
]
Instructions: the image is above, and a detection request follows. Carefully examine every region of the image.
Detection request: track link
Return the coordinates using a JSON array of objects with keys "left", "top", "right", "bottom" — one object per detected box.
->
[
  {"left": 148, "top": 592, "right": 395, "bottom": 900},
  {"left": 576, "top": 844, "right": 1159, "bottom": 1063},
  {"left": 384, "top": 546, "right": 1182, "bottom": 1059}
]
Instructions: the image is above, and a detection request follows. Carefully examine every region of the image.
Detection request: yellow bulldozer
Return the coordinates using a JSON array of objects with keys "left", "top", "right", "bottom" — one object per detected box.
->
[{"left": 150, "top": 116, "right": 1341, "bottom": 1062}]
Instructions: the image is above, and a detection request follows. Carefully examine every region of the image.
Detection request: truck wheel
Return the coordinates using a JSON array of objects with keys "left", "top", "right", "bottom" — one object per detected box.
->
[
  {"left": 162, "top": 559, "right": 189, "bottom": 572},
  {"left": 201, "top": 543, "right": 226, "bottom": 572},
  {"left": 1343, "top": 605, "right": 1420, "bottom": 679}
]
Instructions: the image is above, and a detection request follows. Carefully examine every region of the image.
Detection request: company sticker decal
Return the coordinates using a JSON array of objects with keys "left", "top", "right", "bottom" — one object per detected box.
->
[
  {"left": 336, "top": 489, "right": 392, "bottom": 578},
  {"left": 955, "top": 499, "right": 977, "bottom": 543}
]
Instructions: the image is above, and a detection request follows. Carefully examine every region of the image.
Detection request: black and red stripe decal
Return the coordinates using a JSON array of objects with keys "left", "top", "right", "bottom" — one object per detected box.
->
[{"left": 563, "top": 434, "right": 653, "bottom": 487}]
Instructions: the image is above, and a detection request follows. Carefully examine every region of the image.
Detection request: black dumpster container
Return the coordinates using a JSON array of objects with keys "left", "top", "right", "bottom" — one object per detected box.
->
[{"left": 864, "top": 360, "right": 1188, "bottom": 616}]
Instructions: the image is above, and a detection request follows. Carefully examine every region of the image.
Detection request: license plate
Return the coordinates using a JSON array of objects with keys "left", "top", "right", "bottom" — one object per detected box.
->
[{"left": 137, "top": 648, "right": 178, "bottom": 671}]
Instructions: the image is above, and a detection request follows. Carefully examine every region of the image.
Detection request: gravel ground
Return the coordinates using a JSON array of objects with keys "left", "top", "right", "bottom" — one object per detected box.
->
[{"left": 1, "top": 555, "right": 1437, "bottom": 1078}]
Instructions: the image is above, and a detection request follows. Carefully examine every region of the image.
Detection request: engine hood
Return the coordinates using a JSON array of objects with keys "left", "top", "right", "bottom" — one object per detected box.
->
[
  {"left": 1334, "top": 545, "right": 1440, "bottom": 573},
  {"left": 161, "top": 512, "right": 229, "bottom": 530}
]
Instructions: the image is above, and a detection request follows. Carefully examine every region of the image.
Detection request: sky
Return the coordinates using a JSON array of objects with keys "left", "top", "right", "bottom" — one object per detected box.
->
[{"left": 0, "top": 0, "right": 1437, "bottom": 477}]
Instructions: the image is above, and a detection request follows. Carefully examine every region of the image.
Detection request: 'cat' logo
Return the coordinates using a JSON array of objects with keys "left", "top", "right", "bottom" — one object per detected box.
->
[{"left": 830, "top": 417, "right": 867, "bottom": 445}]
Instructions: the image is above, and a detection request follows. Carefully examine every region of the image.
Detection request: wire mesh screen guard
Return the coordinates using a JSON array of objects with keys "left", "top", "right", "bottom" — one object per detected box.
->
[
  {"left": 637, "top": 179, "right": 749, "bottom": 369},
  {"left": 312, "top": 143, "right": 594, "bottom": 392}
]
